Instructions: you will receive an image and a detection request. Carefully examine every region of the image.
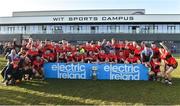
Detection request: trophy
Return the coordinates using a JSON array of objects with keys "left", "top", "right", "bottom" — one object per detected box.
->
[{"left": 92, "top": 66, "right": 98, "bottom": 80}]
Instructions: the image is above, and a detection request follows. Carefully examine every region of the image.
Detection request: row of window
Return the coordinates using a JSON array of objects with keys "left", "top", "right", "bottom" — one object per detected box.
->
[{"left": 0, "top": 24, "right": 180, "bottom": 34}]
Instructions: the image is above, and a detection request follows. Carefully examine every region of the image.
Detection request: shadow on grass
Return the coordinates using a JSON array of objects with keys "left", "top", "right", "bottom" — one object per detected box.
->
[
  {"left": 0, "top": 88, "right": 90, "bottom": 105},
  {"left": 15, "top": 78, "right": 180, "bottom": 105}
]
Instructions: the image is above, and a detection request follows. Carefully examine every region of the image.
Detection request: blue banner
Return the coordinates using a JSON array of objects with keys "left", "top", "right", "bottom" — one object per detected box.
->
[
  {"left": 96, "top": 64, "right": 148, "bottom": 80},
  {"left": 44, "top": 63, "right": 93, "bottom": 79},
  {"left": 44, "top": 63, "right": 149, "bottom": 80}
]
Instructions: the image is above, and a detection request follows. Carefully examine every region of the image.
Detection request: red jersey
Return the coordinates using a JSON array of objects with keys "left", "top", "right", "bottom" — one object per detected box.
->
[
  {"left": 116, "top": 54, "right": 126, "bottom": 63},
  {"left": 127, "top": 43, "right": 136, "bottom": 51},
  {"left": 107, "top": 53, "right": 117, "bottom": 62},
  {"left": 83, "top": 45, "right": 95, "bottom": 52},
  {"left": 165, "top": 57, "right": 177, "bottom": 66},
  {"left": 152, "top": 47, "right": 160, "bottom": 58},
  {"left": 94, "top": 44, "right": 101, "bottom": 51},
  {"left": 85, "top": 54, "right": 98, "bottom": 62},
  {"left": 39, "top": 47, "right": 47, "bottom": 55},
  {"left": 26, "top": 50, "right": 39, "bottom": 61},
  {"left": 134, "top": 49, "right": 142, "bottom": 59},
  {"left": 45, "top": 44, "right": 54, "bottom": 51},
  {"left": 74, "top": 54, "right": 85, "bottom": 62},
  {"left": 98, "top": 53, "right": 108, "bottom": 62},
  {"left": 123, "top": 49, "right": 130, "bottom": 58},
  {"left": 66, "top": 53, "right": 75, "bottom": 62},
  {"left": 160, "top": 49, "right": 169, "bottom": 60},
  {"left": 42, "top": 53, "right": 55, "bottom": 62},
  {"left": 64, "top": 45, "right": 72, "bottom": 52},
  {"left": 27, "top": 50, "right": 39, "bottom": 56},
  {"left": 115, "top": 43, "right": 125, "bottom": 49},
  {"left": 126, "top": 57, "right": 139, "bottom": 63},
  {"left": 55, "top": 45, "right": 64, "bottom": 53},
  {"left": 58, "top": 53, "right": 66, "bottom": 62},
  {"left": 150, "top": 61, "right": 160, "bottom": 73},
  {"left": 33, "top": 59, "right": 44, "bottom": 70}
]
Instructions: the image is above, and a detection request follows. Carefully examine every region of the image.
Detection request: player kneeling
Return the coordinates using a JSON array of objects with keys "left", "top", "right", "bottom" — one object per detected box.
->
[
  {"left": 149, "top": 57, "right": 162, "bottom": 81},
  {"left": 32, "top": 56, "right": 44, "bottom": 79},
  {"left": 125, "top": 51, "right": 141, "bottom": 64}
]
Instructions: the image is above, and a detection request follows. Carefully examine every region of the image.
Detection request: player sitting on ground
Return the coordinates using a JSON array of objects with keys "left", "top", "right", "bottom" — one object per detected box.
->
[{"left": 125, "top": 51, "right": 141, "bottom": 64}]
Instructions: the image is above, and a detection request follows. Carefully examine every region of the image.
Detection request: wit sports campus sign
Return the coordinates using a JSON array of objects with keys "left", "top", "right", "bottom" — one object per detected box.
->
[
  {"left": 0, "top": 15, "right": 180, "bottom": 24},
  {"left": 52, "top": 16, "right": 134, "bottom": 22}
]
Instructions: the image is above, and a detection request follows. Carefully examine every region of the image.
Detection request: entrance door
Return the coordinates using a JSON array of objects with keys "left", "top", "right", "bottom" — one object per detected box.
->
[
  {"left": 91, "top": 26, "right": 99, "bottom": 34},
  {"left": 128, "top": 26, "right": 140, "bottom": 33}
]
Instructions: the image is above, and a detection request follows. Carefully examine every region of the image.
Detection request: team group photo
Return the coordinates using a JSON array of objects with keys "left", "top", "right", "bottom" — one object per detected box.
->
[{"left": 0, "top": 0, "right": 180, "bottom": 105}]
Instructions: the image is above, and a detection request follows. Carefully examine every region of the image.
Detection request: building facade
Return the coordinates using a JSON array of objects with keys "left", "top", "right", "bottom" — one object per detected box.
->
[{"left": 0, "top": 9, "right": 180, "bottom": 42}]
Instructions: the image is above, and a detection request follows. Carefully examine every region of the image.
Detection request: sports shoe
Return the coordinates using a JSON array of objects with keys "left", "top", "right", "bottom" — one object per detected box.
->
[
  {"left": 157, "top": 78, "right": 161, "bottom": 82},
  {"left": 161, "top": 79, "right": 165, "bottom": 83},
  {"left": 167, "top": 81, "right": 172, "bottom": 85},
  {"left": 164, "top": 79, "right": 168, "bottom": 83},
  {"left": 1, "top": 80, "right": 5, "bottom": 83}
]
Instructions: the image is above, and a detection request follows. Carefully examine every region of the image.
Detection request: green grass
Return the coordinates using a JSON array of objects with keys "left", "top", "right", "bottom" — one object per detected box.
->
[{"left": 0, "top": 56, "right": 180, "bottom": 105}]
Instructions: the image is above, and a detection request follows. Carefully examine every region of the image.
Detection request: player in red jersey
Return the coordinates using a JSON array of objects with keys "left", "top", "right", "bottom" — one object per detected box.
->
[
  {"left": 125, "top": 51, "right": 141, "bottom": 64},
  {"left": 107, "top": 50, "right": 117, "bottom": 63},
  {"left": 163, "top": 54, "right": 178, "bottom": 85},
  {"left": 94, "top": 41, "right": 102, "bottom": 51},
  {"left": 98, "top": 50, "right": 108, "bottom": 63},
  {"left": 42, "top": 50, "right": 56, "bottom": 62},
  {"left": 115, "top": 41, "right": 125, "bottom": 50},
  {"left": 149, "top": 57, "right": 162, "bottom": 81},
  {"left": 134, "top": 45, "right": 142, "bottom": 60},
  {"left": 57, "top": 52, "right": 66, "bottom": 63},
  {"left": 151, "top": 43, "right": 161, "bottom": 61},
  {"left": 160, "top": 42, "right": 178, "bottom": 85},
  {"left": 117, "top": 50, "right": 126, "bottom": 63},
  {"left": 22, "top": 57, "right": 33, "bottom": 81},
  {"left": 128, "top": 41, "right": 136, "bottom": 51},
  {"left": 74, "top": 51, "right": 85, "bottom": 63},
  {"left": 26, "top": 46, "right": 39, "bottom": 61},
  {"left": 84, "top": 51, "right": 98, "bottom": 63},
  {"left": 65, "top": 52, "right": 75, "bottom": 63},
  {"left": 32, "top": 56, "right": 44, "bottom": 79},
  {"left": 44, "top": 40, "right": 54, "bottom": 51},
  {"left": 123, "top": 44, "right": 130, "bottom": 59}
]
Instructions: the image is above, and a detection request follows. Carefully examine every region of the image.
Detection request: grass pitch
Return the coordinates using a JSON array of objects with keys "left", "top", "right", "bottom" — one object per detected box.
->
[{"left": 0, "top": 56, "right": 180, "bottom": 105}]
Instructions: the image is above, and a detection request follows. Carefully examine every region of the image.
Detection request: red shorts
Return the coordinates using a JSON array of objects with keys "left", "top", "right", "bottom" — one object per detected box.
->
[{"left": 167, "top": 62, "right": 178, "bottom": 69}]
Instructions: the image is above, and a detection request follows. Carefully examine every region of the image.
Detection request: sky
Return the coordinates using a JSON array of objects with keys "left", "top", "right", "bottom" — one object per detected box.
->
[{"left": 0, "top": 0, "right": 180, "bottom": 17}]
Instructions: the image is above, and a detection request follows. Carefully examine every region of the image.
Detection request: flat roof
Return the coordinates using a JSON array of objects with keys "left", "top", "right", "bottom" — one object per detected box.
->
[{"left": 12, "top": 9, "right": 145, "bottom": 17}]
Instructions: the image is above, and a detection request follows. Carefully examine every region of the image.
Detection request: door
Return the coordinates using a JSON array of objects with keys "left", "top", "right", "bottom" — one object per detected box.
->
[{"left": 91, "top": 26, "right": 99, "bottom": 34}]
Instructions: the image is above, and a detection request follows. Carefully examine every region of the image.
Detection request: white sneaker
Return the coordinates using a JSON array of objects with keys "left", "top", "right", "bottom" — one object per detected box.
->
[
  {"left": 168, "top": 81, "right": 172, "bottom": 85},
  {"left": 164, "top": 80, "right": 168, "bottom": 83}
]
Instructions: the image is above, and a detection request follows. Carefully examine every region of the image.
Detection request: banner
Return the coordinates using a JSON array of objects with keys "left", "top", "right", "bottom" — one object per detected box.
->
[
  {"left": 44, "top": 63, "right": 149, "bottom": 80},
  {"left": 96, "top": 64, "right": 148, "bottom": 80}
]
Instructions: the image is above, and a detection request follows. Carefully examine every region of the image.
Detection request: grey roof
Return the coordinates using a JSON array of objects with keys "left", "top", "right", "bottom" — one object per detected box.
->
[{"left": 12, "top": 9, "right": 145, "bottom": 17}]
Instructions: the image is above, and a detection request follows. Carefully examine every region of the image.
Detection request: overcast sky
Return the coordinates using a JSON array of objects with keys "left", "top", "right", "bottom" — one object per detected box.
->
[{"left": 0, "top": 0, "right": 180, "bottom": 17}]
